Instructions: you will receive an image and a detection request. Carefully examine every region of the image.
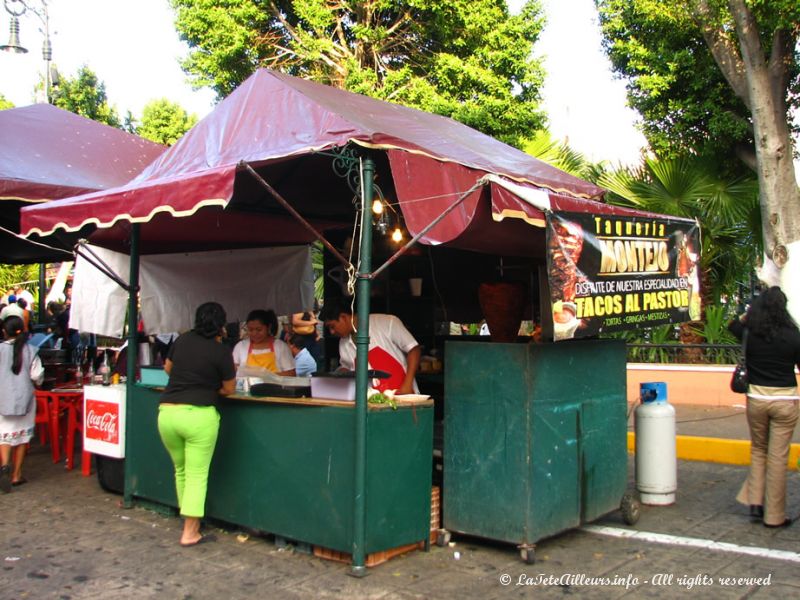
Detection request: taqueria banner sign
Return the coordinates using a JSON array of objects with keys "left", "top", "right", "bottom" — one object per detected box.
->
[{"left": 546, "top": 211, "right": 701, "bottom": 341}]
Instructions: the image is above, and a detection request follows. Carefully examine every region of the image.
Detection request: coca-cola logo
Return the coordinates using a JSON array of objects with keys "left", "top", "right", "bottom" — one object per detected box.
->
[{"left": 85, "top": 400, "right": 119, "bottom": 444}]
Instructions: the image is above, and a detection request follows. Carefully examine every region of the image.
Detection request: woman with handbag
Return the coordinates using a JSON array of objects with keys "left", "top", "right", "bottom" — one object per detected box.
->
[
  {"left": 729, "top": 286, "right": 800, "bottom": 527},
  {"left": 0, "top": 316, "right": 45, "bottom": 492}
]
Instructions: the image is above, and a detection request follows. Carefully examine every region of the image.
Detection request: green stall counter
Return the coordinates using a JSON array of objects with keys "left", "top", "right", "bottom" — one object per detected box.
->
[
  {"left": 126, "top": 385, "right": 434, "bottom": 556},
  {"left": 443, "top": 339, "right": 628, "bottom": 558}
]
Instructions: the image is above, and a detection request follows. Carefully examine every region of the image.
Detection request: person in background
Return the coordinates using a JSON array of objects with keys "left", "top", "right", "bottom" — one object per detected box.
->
[
  {"left": 319, "top": 297, "right": 421, "bottom": 395},
  {"left": 0, "top": 316, "right": 44, "bottom": 492},
  {"left": 53, "top": 285, "right": 80, "bottom": 352},
  {"left": 16, "top": 298, "right": 31, "bottom": 332},
  {"left": 292, "top": 309, "right": 322, "bottom": 362},
  {"left": 729, "top": 286, "right": 800, "bottom": 527},
  {"left": 14, "top": 287, "right": 35, "bottom": 315},
  {"left": 291, "top": 310, "right": 318, "bottom": 335},
  {"left": 158, "top": 302, "right": 236, "bottom": 546},
  {"left": 153, "top": 332, "right": 180, "bottom": 365},
  {"left": 46, "top": 301, "right": 64, "bottom": 325},
  {"left": 231, "top": 309, "right": 294, "bottom": 375},
  {"left": 0, "top": 295, "right": 23, "bottom": 321},
  {"left": 277, "top": 317, "right": 292, "bottom": 344},
  {"left": 287, "top": 334, "right": 317, "bottom": 377},
  {"left": 47, "top": 301, "right": 68, "bottom": 349}
]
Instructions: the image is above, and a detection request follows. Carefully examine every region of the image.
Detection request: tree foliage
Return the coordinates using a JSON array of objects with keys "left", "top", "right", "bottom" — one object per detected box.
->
[
  {"left": 169, "top": 0, "right": 547, "bottom": 146},
  {"left": 597, "top": 0, "right": 800, "bottom": 290},
  {"left": 50, "top": 66, "right": 122, "bottom": 128},
  {"left": 599, "top": 155, "right": 761, "bottom": 304},
  {"left": 0, "top": 95, "right": 13, "bottom": 110},
  {"left": 0, "top": 264, "right": 39, "bottom": 295},
  {"left": 522, "top": 130, "right": 609, "bottom": 183},
  {"left": 595, "top": 0, "right": 799, "bottom": 174},
  {"left": 136, "top": 99, "right": 198, "bottom": 146}
]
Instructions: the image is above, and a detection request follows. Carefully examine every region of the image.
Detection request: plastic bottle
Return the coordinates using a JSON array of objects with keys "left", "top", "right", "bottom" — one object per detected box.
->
[{"left": 100, "top": 353, "right": 111, "bottom": 386}]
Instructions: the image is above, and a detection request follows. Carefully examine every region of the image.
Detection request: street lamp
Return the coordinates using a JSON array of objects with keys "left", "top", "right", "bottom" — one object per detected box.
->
[
  {"left": 2, "top": 0, "right": 55, "bottom": 324},
  {"left": 1, "top": 0, "right": 54, "bottom": 103}
]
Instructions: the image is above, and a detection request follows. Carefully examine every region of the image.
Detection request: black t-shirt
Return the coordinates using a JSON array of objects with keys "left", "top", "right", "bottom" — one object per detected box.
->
[
  {"left": 729, "top": 319, "right": 800, "bottom": 388},
  {"left": 161, "top": 331, "right": 236, "bottom": 407}
]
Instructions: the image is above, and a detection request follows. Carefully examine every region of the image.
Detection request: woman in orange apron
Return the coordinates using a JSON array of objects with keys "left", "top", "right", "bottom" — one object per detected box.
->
[{"left": 232, "top": 309, "right": 294, "bottom": 375}]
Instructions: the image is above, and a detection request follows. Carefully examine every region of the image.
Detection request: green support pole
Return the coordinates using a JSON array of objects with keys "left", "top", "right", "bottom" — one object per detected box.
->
[
  {"left": 350, "top": 157, "right": 374, "bottom": 577},
  {"left": 122, "top": 223, "right": 140, "bottom": 508},
  {"left": 38, "top": 263, "right": 46, "bottom": 325}
]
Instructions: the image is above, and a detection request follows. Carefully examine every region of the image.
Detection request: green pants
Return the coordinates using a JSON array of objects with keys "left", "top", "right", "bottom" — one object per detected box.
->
[{"left": 157, "top": 404, "right": 220, "bottom": 518}]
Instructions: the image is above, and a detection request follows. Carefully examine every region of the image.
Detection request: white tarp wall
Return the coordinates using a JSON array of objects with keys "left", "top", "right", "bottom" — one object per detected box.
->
[
  {"left": 70, "top": 245, "right": 316, "bottom": 337},
  {"left": 45, "top": 261, "right": 74, "bottom": 305},
  {"left": 70, "top": 249, "right": 129, "bottom": 338}
]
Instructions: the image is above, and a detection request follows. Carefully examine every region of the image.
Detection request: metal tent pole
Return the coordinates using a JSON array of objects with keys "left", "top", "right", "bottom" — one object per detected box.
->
[
  {"left": 37, "top": 263, "right": 46, "bottom": 324},
  {"left": 122, "top": 223, "right": 140, "bottom": 508},
  {"left": 350, "top": 157, "right": 374, "bottom": 576}
]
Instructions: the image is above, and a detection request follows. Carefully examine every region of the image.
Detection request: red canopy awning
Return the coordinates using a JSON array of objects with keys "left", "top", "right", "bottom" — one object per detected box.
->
[
  {"left": 20, "top": 69, "right": 688, "bottom": 257},
  {"left": 387, "top": 151, "right": 672, "bottom": 247},
  {"left": 1, "top": 104, "right": 165, "bottom": 263},
  {"left": 1, "top": 104, "right": 164, "bottom": 202}
]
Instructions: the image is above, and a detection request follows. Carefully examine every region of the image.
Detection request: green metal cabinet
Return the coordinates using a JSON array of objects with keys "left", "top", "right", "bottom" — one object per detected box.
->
[
  {"left": 443, "top": 339, "right": 627, "bottom": 549},
  {"left": 126, "top": 386, "right": 433, "bottom": 555}
]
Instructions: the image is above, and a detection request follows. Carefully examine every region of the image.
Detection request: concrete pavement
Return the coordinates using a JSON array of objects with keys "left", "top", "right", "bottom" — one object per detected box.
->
[{"left": 1, "top": 406, "right": 799, "bottom": 599}]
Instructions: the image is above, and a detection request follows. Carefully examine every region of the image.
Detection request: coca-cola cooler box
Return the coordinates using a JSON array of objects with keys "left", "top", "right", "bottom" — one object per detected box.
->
[{"left": 83, "top": 384, "right": 126, "bottom": 458}]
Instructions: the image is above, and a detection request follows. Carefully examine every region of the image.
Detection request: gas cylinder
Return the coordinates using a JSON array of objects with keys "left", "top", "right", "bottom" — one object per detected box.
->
[{"left": 635, "top": 382, "right": 676, "bottom": 505}]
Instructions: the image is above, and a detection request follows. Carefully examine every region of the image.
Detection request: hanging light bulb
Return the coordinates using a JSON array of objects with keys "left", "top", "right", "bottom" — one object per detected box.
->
[
  {"left": 376, "top": 210, "right": 389, "bottom": 234},
  {"left": 372, "top": 199, "right": 384, "bottom": 215},
  {"left": 391, "top": 226, "right": 403, "bottom": 243}
]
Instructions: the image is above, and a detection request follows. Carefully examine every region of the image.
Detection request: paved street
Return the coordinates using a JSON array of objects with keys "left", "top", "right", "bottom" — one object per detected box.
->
[{"left": 2, "top": 407, "right": 800, "bottom": 599}]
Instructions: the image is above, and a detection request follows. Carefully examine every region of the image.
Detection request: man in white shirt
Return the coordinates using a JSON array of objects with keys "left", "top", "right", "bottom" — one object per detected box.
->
[{"left": 319, "top": 297, "right": 421, "bottom": 395}]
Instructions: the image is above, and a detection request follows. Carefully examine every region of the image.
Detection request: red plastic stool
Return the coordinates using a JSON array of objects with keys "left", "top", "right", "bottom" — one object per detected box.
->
[
  {"left": 33, "top": 390, "right": 51, "bottom": 446},
  {"left": 46, "top": 391, "right": 67, "bottom": 463},
  {"left": 48, "top": 390, "right": 82, "bottom": 466},
  {"left": 62, "top": 393, "right": 91, "bottom": 475},
  {"left": 35, "top": 390, "right": 65, "bottom": 463}
]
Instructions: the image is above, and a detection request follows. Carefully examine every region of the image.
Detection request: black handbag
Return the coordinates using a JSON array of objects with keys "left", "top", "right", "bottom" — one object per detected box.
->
[{"left": 730, "top": 328, "right": 749, "bottom": 393}]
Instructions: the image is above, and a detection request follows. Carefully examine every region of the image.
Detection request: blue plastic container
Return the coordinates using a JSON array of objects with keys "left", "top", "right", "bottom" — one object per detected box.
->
[{"left": 140, "top": 367, "right": 169, "bottom": 387}]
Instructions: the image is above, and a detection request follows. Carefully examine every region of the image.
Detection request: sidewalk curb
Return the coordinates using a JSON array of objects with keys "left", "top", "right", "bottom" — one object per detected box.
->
[{"left": 626, "top": 432, "right": 800, "bottom": 471}]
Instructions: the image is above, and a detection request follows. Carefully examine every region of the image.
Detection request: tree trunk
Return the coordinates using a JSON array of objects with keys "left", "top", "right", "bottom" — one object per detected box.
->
[{"left": 727, "top": 0, "right": 800, "bottom": 321}]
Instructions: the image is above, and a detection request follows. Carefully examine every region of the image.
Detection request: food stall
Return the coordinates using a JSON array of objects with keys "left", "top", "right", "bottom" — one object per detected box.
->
[{"left": 20, "top": 69, "right": 699, "bottom": 569}]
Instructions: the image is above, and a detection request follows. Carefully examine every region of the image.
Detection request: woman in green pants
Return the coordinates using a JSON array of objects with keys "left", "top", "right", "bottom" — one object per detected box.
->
[{"left": 158, "top": 302, "right": 236, "bottom": 546}]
